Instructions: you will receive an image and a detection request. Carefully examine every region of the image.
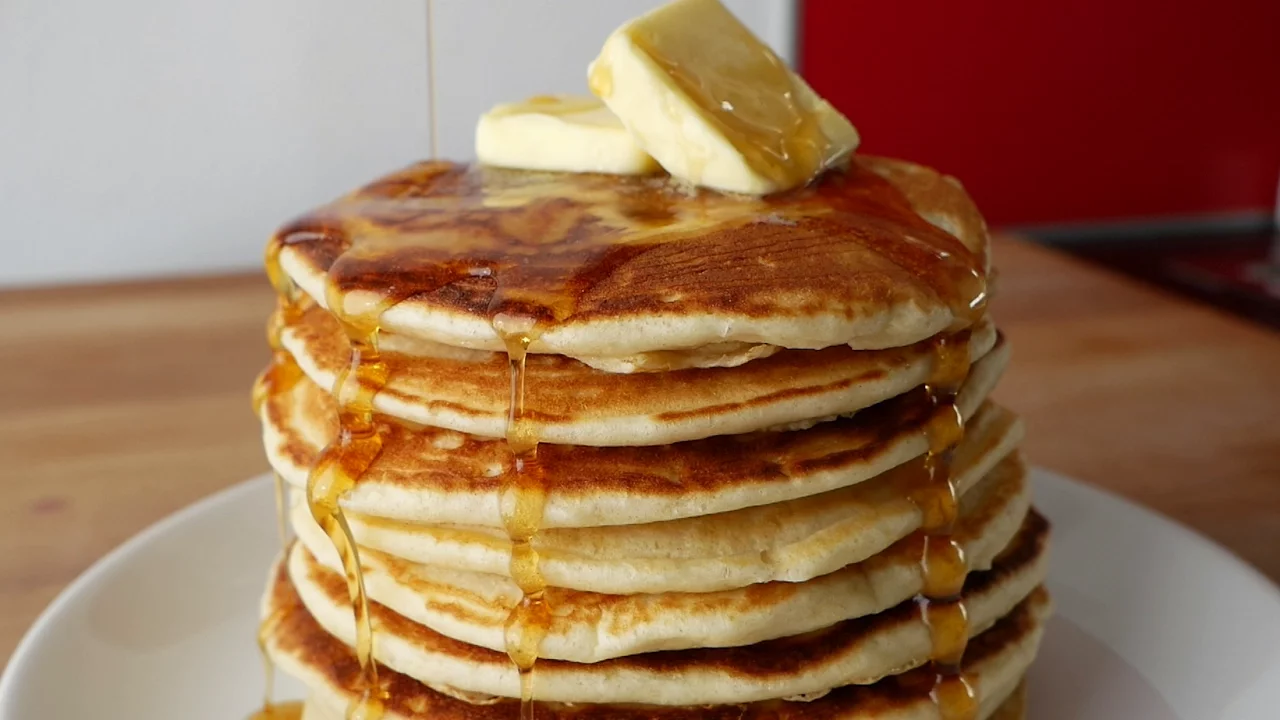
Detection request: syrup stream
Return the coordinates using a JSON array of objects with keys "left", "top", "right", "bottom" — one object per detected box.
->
[
  {"left": 494, "top": 313, "right": 552, "bottom": 720},
  {"left": 912, "top": 329, "right": 979, "bottom": 720}
]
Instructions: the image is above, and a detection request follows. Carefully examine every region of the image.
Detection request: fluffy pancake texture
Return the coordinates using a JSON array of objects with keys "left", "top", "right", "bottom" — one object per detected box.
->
[
  {"left": 286, "top": 412, "right": 1023, "bottom": 595},
  {"left": 279, "top": 301, "right": 997, "bottom": 446},
  {"left": 290, "top": 455, "right": 1031, "bottom": 662},
  {"left": 262, "top": 335, "right": 1011, "bottom": 527}
]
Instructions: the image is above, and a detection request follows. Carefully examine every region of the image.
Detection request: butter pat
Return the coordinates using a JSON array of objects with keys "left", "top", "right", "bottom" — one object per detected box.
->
[
  {"left": 589, "top": 0, "right": 859, "bottom": 195},
  {"left": 476, "top": 95, "right": 659, "bottom": 175}
]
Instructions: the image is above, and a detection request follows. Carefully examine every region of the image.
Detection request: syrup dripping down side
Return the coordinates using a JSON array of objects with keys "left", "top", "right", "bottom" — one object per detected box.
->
[
  {"left": 493, "top": 313, "right": 552, "bottom": 720},
  {"left": 257, "top": 236, "right": 393, "bottom": 720},
  {"left": 908, "top": 328, "right": 978, "bottom": 720},
  {"left": 426, "top": 0, "right": 439, "bottom": 160},
  {"left": 249, "top": 240, "right": 309, "bottom": 720},
  {"left": 253, "top": 238, "right": 305, "bottom": 422},
  {"left": 246, "top": 700, "right": 305, "bottom": 720},
  {"left": 252, "top": 471, "right": 292, "bottom": 714},
  {"left": 300, "top": 271, "right": 406, "bottom": 720}
]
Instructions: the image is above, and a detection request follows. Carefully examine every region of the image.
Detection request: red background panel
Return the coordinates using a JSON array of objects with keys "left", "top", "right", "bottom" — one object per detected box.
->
[{"left": 800, "top": 0, "right": 1280, "bottom": 226}]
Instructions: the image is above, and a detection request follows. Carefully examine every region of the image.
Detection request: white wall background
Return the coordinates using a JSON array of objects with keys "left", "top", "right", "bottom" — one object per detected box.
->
[{"left": 0, "top": 0, "right": 795, "bottom": 288}]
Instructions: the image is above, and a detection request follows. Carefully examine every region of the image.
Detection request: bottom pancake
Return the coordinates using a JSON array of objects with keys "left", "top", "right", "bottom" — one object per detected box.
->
[
  {"left": 264, "top": 559, "right": 1049, "bottom": 720},
  {"left": 302, "top": 682, "right": 1030, "bottom": 720}
]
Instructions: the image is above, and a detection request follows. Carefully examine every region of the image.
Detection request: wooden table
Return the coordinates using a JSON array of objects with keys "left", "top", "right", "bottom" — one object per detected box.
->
[{"left": 2, "top": 237, "right": 1278, "bottom": 667}]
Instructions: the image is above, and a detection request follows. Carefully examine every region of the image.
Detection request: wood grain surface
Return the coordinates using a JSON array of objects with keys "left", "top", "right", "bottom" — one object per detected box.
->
[{"left": 1, "top": 237, "right": 1277, "bottom": 668}]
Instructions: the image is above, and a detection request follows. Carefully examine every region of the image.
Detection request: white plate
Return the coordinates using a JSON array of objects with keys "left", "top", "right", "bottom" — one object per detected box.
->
[{"left": 3, "top": 469, "right": 1279, "bottom": 719}]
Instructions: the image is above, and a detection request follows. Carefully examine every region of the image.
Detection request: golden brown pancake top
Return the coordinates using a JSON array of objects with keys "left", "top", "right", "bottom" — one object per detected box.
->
[{"left": 271, "top": 156, "right": 986, "bottom": 336}]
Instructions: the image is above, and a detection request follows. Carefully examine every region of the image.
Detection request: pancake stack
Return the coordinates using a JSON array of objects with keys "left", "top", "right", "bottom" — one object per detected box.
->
[{"left": 251, "top": 152, "right": 1051, "bottom": 720}]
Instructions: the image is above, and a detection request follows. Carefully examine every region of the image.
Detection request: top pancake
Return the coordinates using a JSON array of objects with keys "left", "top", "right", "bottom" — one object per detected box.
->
[{"left": 271, "top": 155, "right": 989, "bottom": 359}]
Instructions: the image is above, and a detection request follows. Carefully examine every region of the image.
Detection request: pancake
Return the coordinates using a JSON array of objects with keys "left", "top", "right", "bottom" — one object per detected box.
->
[
  {"left": 299, "top": 681, "right": 1030, "bottom": 720},
  {"left": 277, "top": 511, "right": 1048, "bottom": 704},
  {"left": 278, "top": 300, "right": 997, "bottom": 446},
  {"left": 860, "top": 157, "right": 991, "bottom": 276},
  {"left": 303, "top": 686, "right": 1029, "bottom": 720},
  {"left": 291, "top": 454, "right": 1030, "bottom": 662},
  {"left": 272, "top": 570, "right": 1043, "bottom": 720},
  {"left": 271, "top": 155, "right": 989, "bottom": 361},
  {"left": 545, "top": 339, "right": 784, "bottom": 373},
  {"left": 262, "top": 334, "right": 1010, "bottom": 527},
  {"left": 288, "top": 408, "right": 1022, "bottom": 595}
]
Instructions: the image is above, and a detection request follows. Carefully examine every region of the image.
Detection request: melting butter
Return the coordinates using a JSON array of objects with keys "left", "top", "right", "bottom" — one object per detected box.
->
[
  {"left": 476, "top": 95, "right": 659, "bottom": 175},
  {"left": 589, "top": 0, "right": 859, "bottom": 195}
]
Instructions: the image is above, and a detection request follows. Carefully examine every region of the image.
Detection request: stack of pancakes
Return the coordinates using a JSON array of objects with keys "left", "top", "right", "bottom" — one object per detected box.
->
[{"left": 253, "top": 156, "right": 1051, "bottom": 720}]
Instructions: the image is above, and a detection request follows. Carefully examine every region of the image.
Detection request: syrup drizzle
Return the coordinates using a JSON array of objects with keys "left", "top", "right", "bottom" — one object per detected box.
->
[
  {"left": 251, "top": 472, "right": 292, "bottom": 715},
  {"left": 426, "top": 0, "right": 439, "bottom": 159},
  {"left": 493, "top": 312, "right": 552, "bottom": 720},
  {"left": 254, "top": 603, "right": 285, "bottom": 719},
  {"left": 257, "top": 8, "right": 442, "bottom": 711},
  {"left": 302, "top": 274, "right": 403, "bottom": 720},
  {"left": 250, "top": 241, "right": 307, "bottom": 720},
  {"left": 909, "top": 328, "right": 978, "bottom": 720},
  {"left": 252, "top": 239, "right": 305, "bottom": 419},
  {"left": 259, "top": 235, "right": 402, "bottom": 720},
  {"left": 246, "top": 700, "right": 304, "bottom": 720}
]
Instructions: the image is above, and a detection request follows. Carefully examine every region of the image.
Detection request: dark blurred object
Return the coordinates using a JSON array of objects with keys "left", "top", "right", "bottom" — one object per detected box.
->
[{"left": 1040, "top": 229, "right": 1280, "bottom": 330}]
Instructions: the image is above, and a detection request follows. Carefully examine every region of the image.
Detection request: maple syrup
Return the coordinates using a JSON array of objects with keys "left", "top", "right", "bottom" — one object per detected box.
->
[
  {"left": 492, "top": 312, "right": 552, "bottom": 720},
  {"left": 426, "top": 0, "right": 439, "bottom": 159},
  {"left": 908, "top": 329, "right": 979, "bottom": 720},
  {"left": 254, "top": 606, "right": 285, "bottom": 719},
  {"left": 297, "top": 276, "right": 405, "bottom": 720},
  {"left": 930, "top": 671, "right": 979, "bottom": 720},
  {"left": 249, "top": 241, "right": 311, "bottom": 720},
  {"left": 271, "top": 473, "right": 289, "bottom": 548},
  {"left": 248, "top": 475, "right": 293, "bottom": 719},
  {"left": 252, "top": 240, "right": 305, "bottom": 419},
  {"left": 247, "top": 700, "right": 304, "bottom": 720}
]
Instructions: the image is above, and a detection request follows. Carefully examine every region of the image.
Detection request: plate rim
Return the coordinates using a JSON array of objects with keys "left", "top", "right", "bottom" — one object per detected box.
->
[
  {"left": 1033, "top": 467, "right": 1280, "bottom": 604},
  {"left": 0, "top": 476, "right": 268, "bottom": 703}
]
